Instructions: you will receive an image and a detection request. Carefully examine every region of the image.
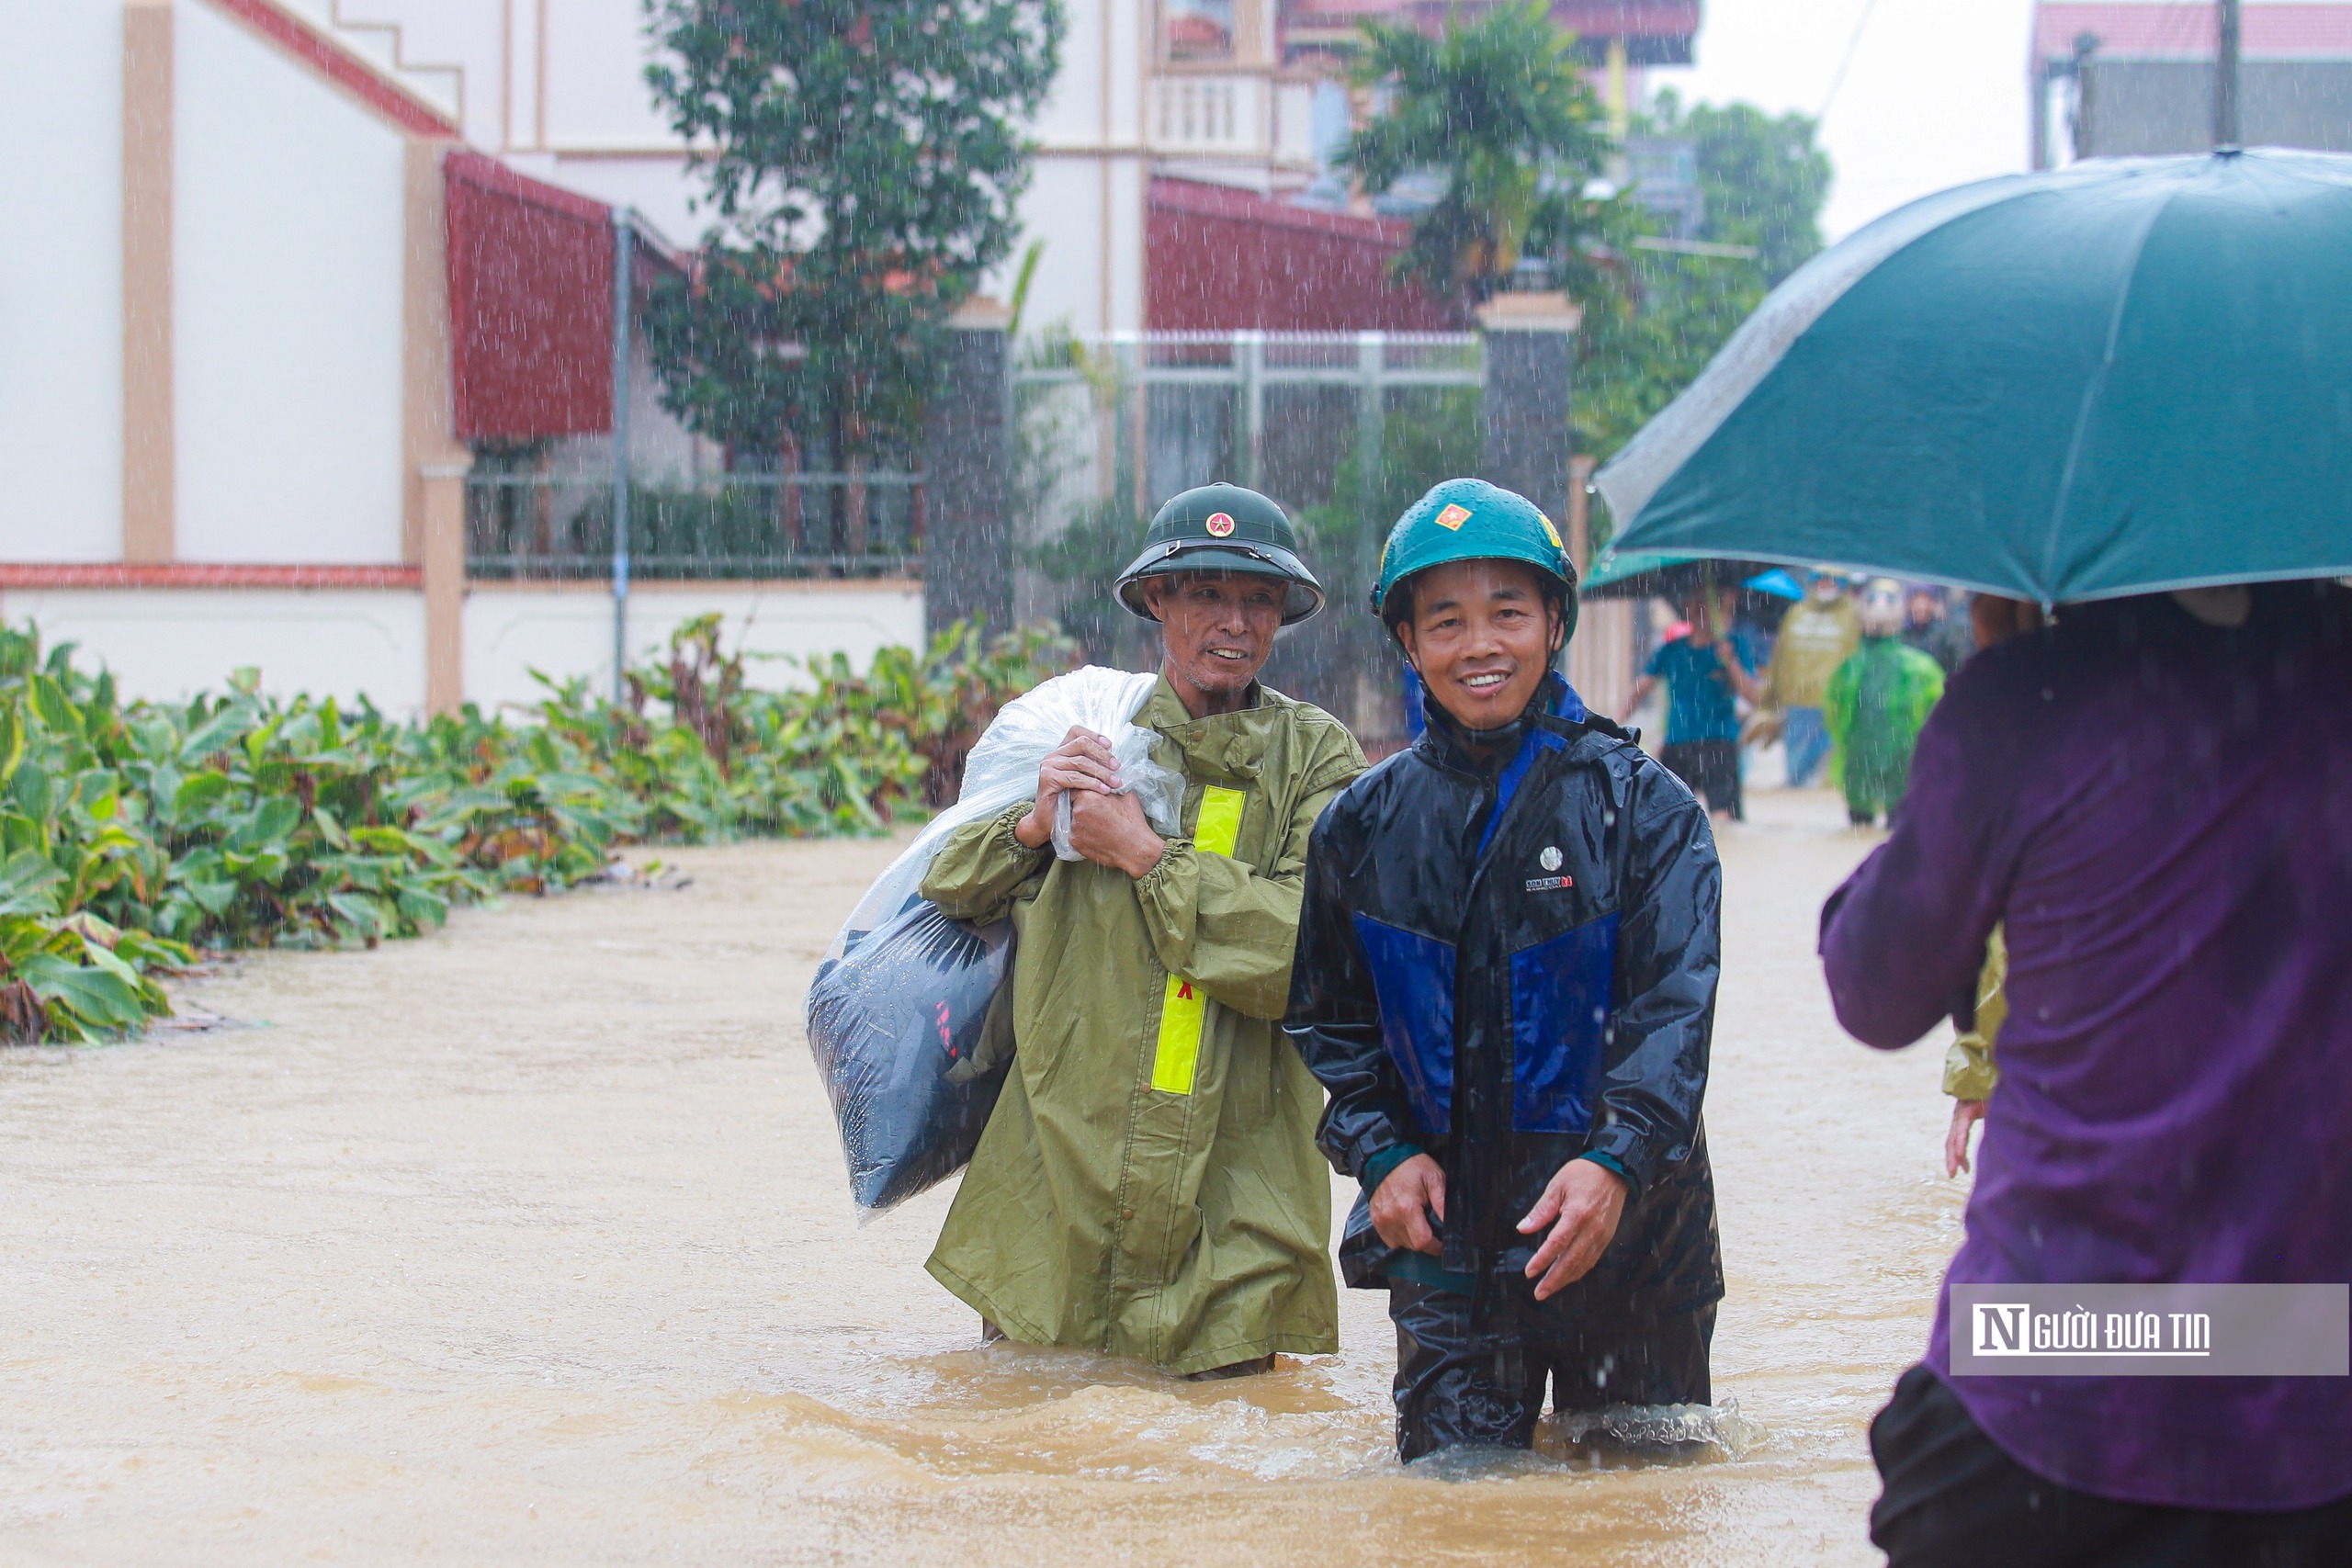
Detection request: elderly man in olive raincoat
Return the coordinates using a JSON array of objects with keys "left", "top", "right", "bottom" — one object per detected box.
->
[{"left": 919, "top": 483, "right": 1365, "bottom": 1377}]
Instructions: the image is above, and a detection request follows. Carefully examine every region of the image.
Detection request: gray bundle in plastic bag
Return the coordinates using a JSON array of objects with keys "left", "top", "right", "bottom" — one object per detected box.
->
[{"left": 806, "top": 667, "right": 1182, "bottom": 1210}]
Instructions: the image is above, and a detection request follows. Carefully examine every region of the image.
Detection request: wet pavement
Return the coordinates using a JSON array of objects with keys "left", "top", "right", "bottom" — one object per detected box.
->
[{"left": 0, "top": 786, "right": 1959, "bottom": 1564}]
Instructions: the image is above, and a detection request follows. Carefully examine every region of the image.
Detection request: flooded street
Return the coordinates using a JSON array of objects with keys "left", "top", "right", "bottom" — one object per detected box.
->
[{"left": 1, "top": 787, "right": 1957, "bottom": 1565}]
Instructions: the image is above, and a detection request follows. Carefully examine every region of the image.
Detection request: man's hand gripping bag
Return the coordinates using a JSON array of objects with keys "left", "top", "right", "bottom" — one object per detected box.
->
[{"left": 805, "top": 667, "right": 1181, "bottom": 1210}]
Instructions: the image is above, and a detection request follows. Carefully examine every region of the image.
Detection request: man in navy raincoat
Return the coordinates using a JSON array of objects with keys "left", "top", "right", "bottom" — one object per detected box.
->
[{"left": 1285, "top": 479, "right": 1724, "bottom": 1460}]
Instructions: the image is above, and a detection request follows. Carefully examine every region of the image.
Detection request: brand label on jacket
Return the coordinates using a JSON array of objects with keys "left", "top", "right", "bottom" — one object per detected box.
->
[{"left": 1151, "top": 785, "right": 1246, "bottom": 1095}]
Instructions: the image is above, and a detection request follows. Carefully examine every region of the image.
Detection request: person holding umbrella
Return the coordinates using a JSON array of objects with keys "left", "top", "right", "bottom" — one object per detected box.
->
[{"left": 1592, "top": 143, "right": 2352, "bottom": 1560}]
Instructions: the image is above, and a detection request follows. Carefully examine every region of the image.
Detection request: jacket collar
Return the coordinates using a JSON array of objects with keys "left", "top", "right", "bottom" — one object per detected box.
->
[
  {"left": 1137, "top": 671, "right": 1272, "bottom": 780},
  {"left": 1416, "top": 671, "right": 1580, "bottom": 778}
]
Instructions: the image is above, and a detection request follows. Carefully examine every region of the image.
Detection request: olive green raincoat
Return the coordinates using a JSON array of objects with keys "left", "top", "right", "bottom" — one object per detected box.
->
[{"left": 919, "top": 677, "right": 1365, "bottom": 1373}]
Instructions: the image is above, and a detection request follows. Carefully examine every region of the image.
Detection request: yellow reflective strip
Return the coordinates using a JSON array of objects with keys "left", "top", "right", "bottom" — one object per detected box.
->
[{"left": 1150, "top": 786, "right": 1245, "bottom": 1096}]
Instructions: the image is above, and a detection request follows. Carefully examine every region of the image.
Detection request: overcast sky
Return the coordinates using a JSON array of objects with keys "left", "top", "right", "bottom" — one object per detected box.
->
[{"left": 1649, "top": 0, "right": 2042, "bottom": 239}]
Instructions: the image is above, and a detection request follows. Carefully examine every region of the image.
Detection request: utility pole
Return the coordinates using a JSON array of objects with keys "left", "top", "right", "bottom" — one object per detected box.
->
[
  {"left": 610, "top": 208, "right": 635, "bottom": 707},
  {"left": 2215, "top": 0, "right": 2242, "bottom": 148}
]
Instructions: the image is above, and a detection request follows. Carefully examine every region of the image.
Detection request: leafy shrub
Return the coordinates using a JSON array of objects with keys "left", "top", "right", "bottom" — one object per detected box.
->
[{"left": 0, "top": 618, "right": 1074, "bottom": 1043}]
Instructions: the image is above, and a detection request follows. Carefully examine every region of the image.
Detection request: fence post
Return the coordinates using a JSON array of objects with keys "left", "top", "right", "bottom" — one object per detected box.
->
[
  {"left": 1239, "top": 329, "right": 1266, "bottom": 491},
  {"left": 1353, "top": 331, "right": 1385, "bottom": 547},
  {"left": 923, "top": 296, "right": 1015, "bottom": 638},
  {"left": 609, "top": 209, "right": 634, "bottom": 705}
]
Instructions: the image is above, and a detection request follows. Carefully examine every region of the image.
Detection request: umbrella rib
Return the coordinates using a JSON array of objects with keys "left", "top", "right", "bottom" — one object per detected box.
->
[{"left": 2037, "top": 186, "right": 2177, "bottom": 606}]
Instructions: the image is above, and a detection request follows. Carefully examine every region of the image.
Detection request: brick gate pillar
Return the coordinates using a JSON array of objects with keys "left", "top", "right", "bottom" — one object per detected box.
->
[
  {"left": 922, "top": 298, "right": 1015, "bottom": 638},
  {"left": 1477, "top": 291, "right": 1583, "bottom": 525}
]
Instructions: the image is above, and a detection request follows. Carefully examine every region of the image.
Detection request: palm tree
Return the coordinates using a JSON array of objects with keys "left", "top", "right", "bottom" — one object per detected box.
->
[{"left": 1340, "top": 2, "right": 1618, "bottom": 308}]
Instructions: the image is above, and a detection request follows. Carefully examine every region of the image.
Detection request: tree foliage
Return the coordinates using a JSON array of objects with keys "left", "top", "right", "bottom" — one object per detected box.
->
[
  {"left": 1340, "top": 1, "right": 1620, "bottom": 307},
  {"left": 639, "top": 0, "right": 1065, "bottom": 460},
  {"left": 0, "top": 618, "right": 1072, "bottom": 1043},
  {"left": 1576, "top": 90, "right": 1831, "bottom": 479}
]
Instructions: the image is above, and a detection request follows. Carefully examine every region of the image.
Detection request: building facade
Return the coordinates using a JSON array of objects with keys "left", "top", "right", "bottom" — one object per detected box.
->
[{"left": 2031, "top": 1, "right": 2352, "bottom": 164}]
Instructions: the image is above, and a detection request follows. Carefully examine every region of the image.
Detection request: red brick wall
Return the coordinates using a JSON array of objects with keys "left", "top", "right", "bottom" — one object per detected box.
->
[{"left": 1146, "top": 178, "right": 1465, "bottom": 333}]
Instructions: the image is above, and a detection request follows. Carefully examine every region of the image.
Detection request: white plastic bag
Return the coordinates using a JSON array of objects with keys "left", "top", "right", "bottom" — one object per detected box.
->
[
  {"left": 1049, "top": 704, "right": 1185, "bottom": 861},
  {"left": 807, "top": 666, "right": 1173, "bottom": 1210}
]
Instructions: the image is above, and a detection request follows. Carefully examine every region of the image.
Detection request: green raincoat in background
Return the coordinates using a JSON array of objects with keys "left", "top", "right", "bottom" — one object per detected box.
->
[
  {"left": 919, "top": 678, "right": 1366, "bottom": 1373},
  {"left": 1823, "top": 635, "right": 1946, "bottom": 817}
]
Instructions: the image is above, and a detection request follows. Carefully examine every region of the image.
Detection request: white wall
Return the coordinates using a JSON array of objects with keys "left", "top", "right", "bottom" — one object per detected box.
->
[
  {"left": 544, "top": 0, "right": 674, "bottom": 151},
  {"left": 176, "top": 0, "right": 409, "bottom": 565},
  {"left": 463, "top": 581, "right": 925, "bottom": 714},
  {"left": 0, "top": 581, "right": 926, "bottom": 718},
  {"left": 0, "top": 4, "right": 124, "bottom": 561},
  {"left": 0, "top": 588, "right": 428, "bottom": 711}
]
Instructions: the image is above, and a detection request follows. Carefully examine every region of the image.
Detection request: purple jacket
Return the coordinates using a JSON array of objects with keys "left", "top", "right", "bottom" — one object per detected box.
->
[{"left": 1820, "top": 587, "right": 2352, "bottom": 1512}]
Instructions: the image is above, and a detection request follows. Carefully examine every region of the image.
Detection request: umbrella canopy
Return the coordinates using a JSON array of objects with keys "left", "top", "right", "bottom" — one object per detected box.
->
[{"left": 1594, "top": 150, "right": 2352, "bottom": 604}]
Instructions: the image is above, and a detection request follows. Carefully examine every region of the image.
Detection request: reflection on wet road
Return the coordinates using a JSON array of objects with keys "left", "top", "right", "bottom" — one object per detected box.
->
[{"left": 0, "top": 789, "right": 1958, "bottom": 1563}]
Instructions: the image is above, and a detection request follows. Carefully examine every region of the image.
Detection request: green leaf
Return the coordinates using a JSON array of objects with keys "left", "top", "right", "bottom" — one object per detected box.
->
[
  {"left": 17, "top": 951, "right": 151, "bottom": 1035},
  {"left": 26, "top": 673, "right": 84, "bottom": 738},
  {"left": 0, "top": 703, "right": 22, "bottom": 788},
  {"left": 172, "top": 771, "right": 233, "bottom": 818},
  {"left": 178, "top": 703, "right": 254, "bottom": 763}
]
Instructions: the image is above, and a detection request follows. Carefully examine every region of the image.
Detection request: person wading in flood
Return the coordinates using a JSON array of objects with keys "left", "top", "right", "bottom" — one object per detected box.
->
[
  {"left": 919, "top": 484, "right": 1366, "bottom": 1378},
  {"left": 1286, "top": 479, "right": 1724, "bottom": 1458}
]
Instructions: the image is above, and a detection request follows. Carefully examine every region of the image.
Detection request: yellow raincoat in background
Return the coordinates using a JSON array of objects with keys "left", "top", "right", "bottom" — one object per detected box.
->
[
  {"left": 1943, "top": 925, "right": 2007, "bottom": 1102},
  {"left": 919, "top": 678, "right": 1365, "bottom": 1373}
]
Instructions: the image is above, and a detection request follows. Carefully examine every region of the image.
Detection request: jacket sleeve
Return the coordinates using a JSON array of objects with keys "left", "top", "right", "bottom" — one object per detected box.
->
[
  {"left": 1283, "top": 806, "right": 1420, "bottom": 1183},
  {"left": 1583, "top": 766, "right": 1723, "bottom": 1203},
  {"left": 919, "top": 801, "right": 1051, "bottom": 925},
  {"left": 1818, "top": 659, "right": 2020, "bottom": 1049},
  {"left": 1132, "top": 750, "right": 1357, "bottom": 1021}
]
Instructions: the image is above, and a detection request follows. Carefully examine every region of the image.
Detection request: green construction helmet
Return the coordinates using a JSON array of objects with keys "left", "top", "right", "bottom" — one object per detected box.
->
[
  {"left": 1372, "top": 477, "right": 1579, "bottom": 640},
  {"left": 1114, "top": 482, "right": 1326, "bottom": 626}
]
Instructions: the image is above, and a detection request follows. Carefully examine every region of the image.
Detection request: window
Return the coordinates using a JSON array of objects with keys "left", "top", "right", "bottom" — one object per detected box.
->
[{"left": 1164, "top": 0, "right": 1235, "bottom": 62}]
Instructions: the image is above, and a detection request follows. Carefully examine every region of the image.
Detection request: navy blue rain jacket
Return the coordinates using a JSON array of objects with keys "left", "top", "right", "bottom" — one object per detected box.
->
[{"left": 1284, "top": 675, "right": 1724, "bottom": 1320}]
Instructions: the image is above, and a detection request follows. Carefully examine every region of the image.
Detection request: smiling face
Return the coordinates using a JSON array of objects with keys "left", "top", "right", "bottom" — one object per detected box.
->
[
  {"left": 1141, "top": 570, "right": 1283, "bottom": 715},
  {"left": 1394, "top": 558, "right": 1565, "bottom": 733}
]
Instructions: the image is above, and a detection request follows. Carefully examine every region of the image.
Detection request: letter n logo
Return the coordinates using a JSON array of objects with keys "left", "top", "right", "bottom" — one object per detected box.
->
[{"left": 1974, "top": 1303, "right": 2029, "bottom": 1355}]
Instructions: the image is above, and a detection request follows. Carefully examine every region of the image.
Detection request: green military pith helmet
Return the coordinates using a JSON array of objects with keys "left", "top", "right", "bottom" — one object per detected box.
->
[
  {"left": 1372, "top": 477, "right": 1580, "bottom": 641},
  {"left": 1114, "top": 482, "right": 1327, "bottom": 626}
]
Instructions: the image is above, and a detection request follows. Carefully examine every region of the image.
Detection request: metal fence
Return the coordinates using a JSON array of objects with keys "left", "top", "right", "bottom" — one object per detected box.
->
[
  {"left": 464, "top": 469, "right": 924, "bottom": 581},
  {"left": 1012, "top": 331, "right": 1486, "bottom": 739}
]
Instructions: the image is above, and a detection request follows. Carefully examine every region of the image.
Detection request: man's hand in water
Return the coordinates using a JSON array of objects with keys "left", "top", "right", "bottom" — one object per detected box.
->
[
  {"left": 1370, "top": 1153, "right": 1446, "bottom": 1257},
  {"left": 1946, "top": 1099, "right": 1987, "bottom": 1178},
  {"left": 1520, "top": 1158, "right": 1628, "bottom": 1301},
  {"left": 1013, "top": 728, "right": 1119, "bottom": 850}
]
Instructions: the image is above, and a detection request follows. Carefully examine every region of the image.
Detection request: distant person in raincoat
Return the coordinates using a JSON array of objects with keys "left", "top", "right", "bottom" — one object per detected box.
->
[
  {"left": 1824, "top": 579, "right": 1945, "bottom": 827},
  {"left": 1938, "top": 596, "right": 2044, "bottom": 1179},
  {"left": 1623, "top": 586, "right": 1760, "bottom": 820},
  {"left": 1286, "top": 479, "right": 1724, "bottom": 1460},
  {"left": 1761, "top": 573, "right": 1861, "bottom": 786},
  {"left": 917, "top": 484, "right": 1365, "bottom": 1378}
]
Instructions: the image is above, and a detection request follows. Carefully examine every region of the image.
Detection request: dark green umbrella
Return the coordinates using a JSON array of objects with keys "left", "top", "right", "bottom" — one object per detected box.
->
[{"left": 1594, "top": 150, "right": 2352, "bottom": 604}]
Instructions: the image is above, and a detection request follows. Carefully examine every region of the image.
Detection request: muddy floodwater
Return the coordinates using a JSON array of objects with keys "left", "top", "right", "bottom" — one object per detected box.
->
[{"left": 1, "top": 788, "right": 1958, "bottom": 1564}]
